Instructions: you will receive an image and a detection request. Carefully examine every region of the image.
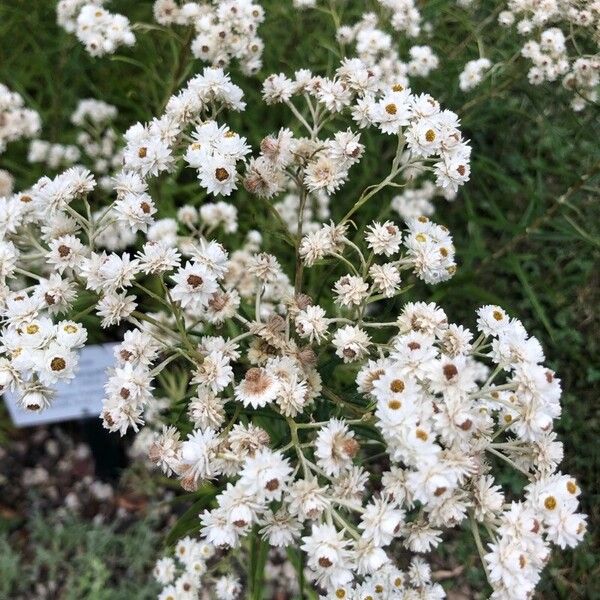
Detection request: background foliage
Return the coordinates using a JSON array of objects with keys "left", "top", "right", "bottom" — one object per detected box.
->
[{"left": 0, "top": 0, "right": 598, "bottom": 597}]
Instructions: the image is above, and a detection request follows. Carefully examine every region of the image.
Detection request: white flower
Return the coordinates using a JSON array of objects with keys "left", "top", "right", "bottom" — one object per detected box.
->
[
  {"left": 153, "top": 557, "right": 176, "bottom": 585},
  {"left": 171, "top": 262, "right": 219, "bottom": 311},
  {"left": 259, "top": 508, "right": 301, "bottom": 547},
  {"left": 295, "top": 305, "right": 330, "bottom": 343},
  {"left": 238, "top": 448, "right": 292, "bottom": 501},
  {"left": 365, "top": 221, "right": 402, "bottom": 256},
  {"left": 234, "top": 367, "right": 280, "bottom": 409},
  {"left": 373, "top": 88, "right": 412, "bottom": 134},
  {"left": 179, "top": 428, "right": 221, "bottom": 487},
  {"left": 315, "top": 419, "right": 359, "bottom": 477},
  {"left": 301, "top": 523, "right": 353, "bottom": 588},
  {"left": 359, "top": 497, "right": 405, "bottom": 546},
  {"left": 215, "top": 575, "right": 241, "bottom": 600},
  {"left": 333, "top": 275, "right": 370, "bottom": 307},
  {"left": 193, "top": 350, "right": 233, "bottom": 394},
  {"left": 332, "top": 325, "right": 371, "bottom": 363}
]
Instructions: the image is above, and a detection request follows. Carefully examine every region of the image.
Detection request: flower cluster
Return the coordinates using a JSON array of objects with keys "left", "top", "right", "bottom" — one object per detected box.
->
[
  {"left": 336, "top": 11, "right": 438, "bottom": 89},
  {"left": 0, "top": 167, "right": 96, "bottom": 410},
  {"left": 257, "top": 60, "right": 470, "bottom": 201},
  {"left": 155, "top": 536, "right": 443, "bottom": 600},
  {"left": 71, "top": 99, "right": 122, "bottom": 189},
  {"left": 391, "top": 180, "right": 448, "bottom": 220},
  {"left": 57, "top": 0, "right": 135, "bottom": 57},
  {"left": 459, "top": 57, "right": 493, "bottom": 91},
  {"left": 1, "top": 30, "right": 586, "bottom": 595},
  {"left": 376, "top": 0, "right": 424, "bottom": 38},
  {"left": 153, "top": 0, "right": 266, "bottom": 75},
  {"left": 28, "top": 139, "right": 81, "bottom": 170},
  {"left": 497, "top": 0, "right": 599, "bottom": 110},
  {"left": 28, "top": 98, "right": 121, "bottom": 189},
  {"left": 0, "top": 83, "right": 41, "bottom": 154},
  {"left": 184, "top": 121, "right": 251, "bottom": 197},
  {"left": 153, "top": 536, "right": 243, "bottom": 600}
]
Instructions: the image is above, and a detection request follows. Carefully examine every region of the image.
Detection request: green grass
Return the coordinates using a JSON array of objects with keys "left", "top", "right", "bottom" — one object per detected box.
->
[{"left": 0, "top": 0, "right": 599, "bottom": 596}]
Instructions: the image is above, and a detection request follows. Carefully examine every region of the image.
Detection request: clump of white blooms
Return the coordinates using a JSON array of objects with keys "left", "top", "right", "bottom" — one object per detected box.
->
[
  {"left": 28, "top": 98, "right": 121, "bottom": 190},
  {"left": 496, "top": 0, "right": 600, "bottom": 110},
  {"left": 28, "top": 140, "right": 81, "bottom": 170},
  {"left": 335, "top": 10, "right": 438, "bottom": 89},
  {"left": 57, "top": 0, "right": 135, "bottom": 56},
  {"left": 155, "top": 537, "right": 443, "bottom": 599},
  {"left": 0, "top": 167, "right": 94, "bottom": 410},
  {"left": 0, "top": 83, "right": 41, "bottom": 154},
  {"left": 257, "top": 61, "right": 470, "bottom": 198},
  {"left": 377, "top": 0, "right": 424, "bottom": 37},
  {"left": 459, "top": 57, "right": 493, "bottom": 91},
  {"left": 153, "top": 0, "right": 266, "bottom": 74},
  {"left": 5, "top": 14, "right": 587, "bottom": 600},
  {"left": 391, "top": 180, "right": 451, "bottom": 220}
]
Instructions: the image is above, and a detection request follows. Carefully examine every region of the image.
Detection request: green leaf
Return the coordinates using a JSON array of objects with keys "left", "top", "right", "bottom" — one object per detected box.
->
[
  {"left": 165, "top": 485, "right": 216, "bottom": 546},
  {"left": 510, "top": 258, "right": 556, "bottom": 341}
]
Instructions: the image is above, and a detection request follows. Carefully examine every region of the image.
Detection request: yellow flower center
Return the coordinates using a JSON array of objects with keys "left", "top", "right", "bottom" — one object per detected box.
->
[{"left": 416, "top": 428, "right": 428, "bottom": 441}]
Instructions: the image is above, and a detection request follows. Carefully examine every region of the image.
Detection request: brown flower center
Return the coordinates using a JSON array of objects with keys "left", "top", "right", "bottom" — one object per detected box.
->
[
  {"left": 389, "top": 379, "right": 405, "bottom": 393},
  {"left": 243, "top": 368, "right": 273, "bottom": 396},
  {"left": 187, "top": 274, "right": 203, "bottom": 288},
  {"left": 50, "top": 357, "right": 66, "bottom": 371},
  {"left": 265, "top": 478, "right": 279, "bottom": 491},
  {"left": 215, "top": 167, "right": 229, "bottom": 181},
  {"left": 443, "top": 364, "right": 458, "bottom": 380}
]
